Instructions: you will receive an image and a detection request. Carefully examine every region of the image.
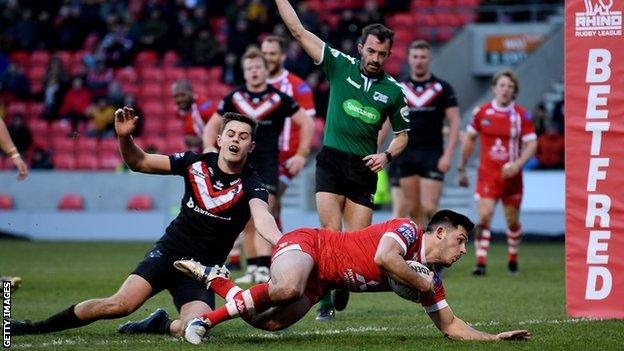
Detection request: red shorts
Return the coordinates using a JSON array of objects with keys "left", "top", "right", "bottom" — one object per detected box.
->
[
  {"left": 475, "top": 172, "right": 523, "bottom": 208},
  {"left": 278, "top": 150, "right": 296, "bottom": 184},
  {"left": 271, "top": 229, "right": 325, "bottom": 305}
]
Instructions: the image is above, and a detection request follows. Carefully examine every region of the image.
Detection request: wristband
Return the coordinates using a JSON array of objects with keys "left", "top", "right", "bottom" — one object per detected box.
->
[
  {"left": 10, "top": 153, "right": 21, "bottom": 159},
  {"left": 384, "top": 150, "right": 393, "bottom": 163}
]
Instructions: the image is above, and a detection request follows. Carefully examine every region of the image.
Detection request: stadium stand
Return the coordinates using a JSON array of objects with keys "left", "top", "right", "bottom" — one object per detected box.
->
[{"left": 127, "top": 195, "right": 154, "bottom": 211}]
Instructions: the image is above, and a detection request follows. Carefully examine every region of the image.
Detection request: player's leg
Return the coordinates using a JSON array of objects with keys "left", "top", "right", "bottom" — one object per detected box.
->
[
  {"left": 473, "top": 198, "right": 496, "bottom": 275},
  {"left": 419, "top": 174, "right": 445, "bottom": 225},
  {"left": 316, "top": 192, "right": 345, "bottom": 230},
  {"left": 390, "top": 185, "right": 408, "bottom": 218},
  {"left": 168, "top": 288, "right": 214, "bottom": 336},
  {"left": 11, "top": 274, "right": 152, "bottom": 335},
  {"left": 502, "top": 195, "right": 522, "bottom": 274},
  {"left": 236, "top": 219, "right": 258, "bottom": 284},
  {"left": 400, "top": 175, "right": 423, "bottom": 227}
]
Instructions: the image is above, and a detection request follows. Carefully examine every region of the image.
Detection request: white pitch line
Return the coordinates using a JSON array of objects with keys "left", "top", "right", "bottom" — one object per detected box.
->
[{"left": 7, "top": 317, "right": 610, "bottom": 348}]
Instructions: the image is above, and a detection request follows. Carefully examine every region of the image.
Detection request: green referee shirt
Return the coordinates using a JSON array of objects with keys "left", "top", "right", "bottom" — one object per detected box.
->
[{"left": 317, "top": 43, "right": 410, "bottom": 156}]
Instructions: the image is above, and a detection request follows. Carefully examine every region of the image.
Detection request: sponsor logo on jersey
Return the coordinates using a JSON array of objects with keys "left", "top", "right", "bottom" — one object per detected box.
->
[
  {"left": 355, "top": 273, "right": 379, "bottom": 291},
  {"left": 373, "top": 91, "right": 389, "bottom": 103},
  {"left": 343, "top": 99, "right": 381, "bottom": 124},
  {"left": 173, "top": 152, "right": 185, "bottom": 159},
  {"left": 486, "top": 108, "right": 495, "bottom": 115},
  {"left": 147, "top": 249, "right": 163, "bottom": 259},
  {"left": 396, "top": 223, "right": 417, "bottom": 246},
  {"left": 575, "top": 0, "right": 622, "bottom": 37},
  {"left": 346, "top": 76, "right": 361, "bottom": 89},
  {"left": 186, "top": 197, "right": 195, "bottom": 208},
  {"left": 343, "top": 269, "right": 380, "bottom": 291},
  {"left": 482, "top": 119, "right": 492, "bottom": 126}
]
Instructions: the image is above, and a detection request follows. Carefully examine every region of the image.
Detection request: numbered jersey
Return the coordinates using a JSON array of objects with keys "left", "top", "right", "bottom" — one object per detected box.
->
[{"left": 467, "top": 100, "right": 536, "bottom": 174}]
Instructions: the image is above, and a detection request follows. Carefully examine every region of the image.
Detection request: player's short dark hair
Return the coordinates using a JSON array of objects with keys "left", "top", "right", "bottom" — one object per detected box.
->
[
  {"left": 220, "top": 112, "right": 258, "bottom": 141},
  {"left": 409, "top": 40, "right": 431, "bottom": 51},
  {"left": 426, "top": 209, "right": 475, "bottom": 236},
  {"left": 241, "top": 47, "right": 268, "bottom": 69},
  {"left": 360, "top": 23, "right": 395, "bottom": 49},
  {"left": 492, "top": 69, "right": 519, "bottom": 96},
  {"left": 263, "top": 35, "right": 286, "bottom": 53}
]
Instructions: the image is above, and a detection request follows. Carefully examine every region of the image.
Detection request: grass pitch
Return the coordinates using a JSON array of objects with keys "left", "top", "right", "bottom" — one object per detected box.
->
[{"left": 1, "top": 240, "right": 623, "bottom": 350}]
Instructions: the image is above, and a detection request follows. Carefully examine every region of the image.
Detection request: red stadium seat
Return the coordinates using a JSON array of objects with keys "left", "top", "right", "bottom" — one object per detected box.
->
[
  {"left": 139, "top": 83, "right": 164, "bottom": 99},
  {"left": 9, "top": 51, "right": 29, "bottom": 66},
  {"left": 142, "top": 120, "right": 165, "bottom": 137},
  {"left": 186, "top": 68, "right": 209, "bottom": 83},
  {"left": 51, "top": 137, "right": 75, "bottom": 152},
  {"left": 164, "top": 67, "right": 186, "bottom": 82},
  {"left": 75, "top": 137, "right": 98, "bottom": 154},
  {"left": 53, "top": 152, "right": 77, "bottom": 170},
  {"left": 143, "top": 136, "right": 167, "bottom": 153},
  {"left": 98, "top": 151, "right": 122, "bottom": 170},
  {"left": 140, "top": 67, "right": 164, "bottom": 83},
  {"left": 142, "top": 102, "right": 167, "bottom": 119},
  {"left": 27, "top": 102, "right": 46, "bottom": 119},
  {"left": 58, "top": 194, "right": 84, "bottom": 211},
  {"left": 164, "top": 119, "right": 183, "bottom": 132},
  {"left": 136, "top": 51, "right": 159, "bottom": 67},
  {"left": 7, "top": 102, "right": 27, "bottom": 116},
  {"left": 163, "top": 50, "right": 181, "bottom": 67},
  {"left": 30, "top": 50, "right": 51, "bottom": 67},
  {"left": 98, "top": 138, "right": 118, "bottom": 153},
  {"left": 116, "top": 67, "right": 138, "bottom": 85},
  {"left": 76, "top": 154, "right": 99, "bottom": 170},
  {"left": 127, "top": 194, "right": 154, "bottom": 211},
  {"left": 28, "top": 119, "right": 49, "bottom": 136},
  {"left": 164, "top": 135, "right": 186, "bottom": 154},
  {"left": 27, "top": 66, "right": 47, "bottom": 83},
  {"left": 49, "top": 120, "right": 73, "bottom": 137},
  {"left": 55, "top": 51, "right": 73, "bottom": 67},
  {"left": 0, "top": 194, "right": 13, "bottom": 210}
]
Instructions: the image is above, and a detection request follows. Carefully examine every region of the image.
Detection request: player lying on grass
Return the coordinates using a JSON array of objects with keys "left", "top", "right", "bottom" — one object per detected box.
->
[
  {"left": 10, "top": 108, "right": 282, "bottom": 337},
  {"left": 176, "top": 210, "right": 531, "bottom": 343}
]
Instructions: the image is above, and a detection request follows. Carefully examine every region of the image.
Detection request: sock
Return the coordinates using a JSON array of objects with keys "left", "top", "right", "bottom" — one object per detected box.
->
[
  {"left": 507, "top": 224, "right": 522, "bottom": 263},
  {"left": 33, "top": 305, "right": 94, "bottom": 333},
  {"left": 157, "top": 319, "right": 173, "bottom": 335},
  {"left": 246, "top": 257, "right": 258, "bottom": 271},
  {"left": 475, "top": 224, "right": 491, "bottom": 266},
  {"left": 200, "top": 283, "right": 271, "bottom": 327},
  {"left": 210, "top": 277, "right": 242, "bottom": 302},
  {"left": 318, "top": 293, "right": 332, "bottom": 308},
  {"left": 256, "top": 256, "right": 271, "bottom": 269}
]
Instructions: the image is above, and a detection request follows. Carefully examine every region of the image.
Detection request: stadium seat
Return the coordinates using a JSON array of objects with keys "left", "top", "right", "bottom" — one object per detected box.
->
[
  {"left": 142, "top": 120, "right": 165, "bottom": 137},
  {"left": 76, "top": 154, "right": 99, "bottom": 170},
  {"left": 186, "top": 68, "right": 209, "bottom": 83},
  {"left": 7, "top": 102, "right": 27, "bottom": 116},
  {"left": 75, "top": 137, "right": 98, "bottom": 153},
  {"left": 136, "top": 51, "right": 159, "bottom": 67},
  {"left": 140, "top": 67, "right": 164, "bottom": 83},
  {"left": 27, "top": 66, "right": 47, "bottom": 83},
  {"left": 98, "top": 138, "right": 119, "bottom": 153},
  {"left": 55, "top": 51, "right": 72, "bottom": 67},
  {"left": 27, "top": 102, "right": 46, "bottom": 119},
  {"left": 51, "top": 137, "right": 75, "bottom": 152},
  {"left": 30, "top": 50, "right": 51, "bottom": 67},
  {"left": 9, "top": 51, "right": 29, "bottom": 66},
  {"left": 49, "top": 120, "right": 73, "bottom": 137},
  {"left": 163, "top": 50, "right": 181, "bottom": 66},
  {"left": 127, "top": 194, "right": 154, "bottom": 211},
  {"left": 142, "top": 102, "right": 167, "bottom": 119},
  {"left": 98, "top": 151, "right": 122, "bottom": 170},
  {"left": 164, "top": 135, "right": 186, "bottom": 154},
  {"left": 115, "top": 67, "right": 138, "bottom": 85},
  {"left": 164, "top": 119, "right": 183, "bottom": 132},
  {"left": 0, "top": 194, "right": 13, "bottom": 210},
  {"left": 139, "top": 83, "right": 164, "bottom": 100},
  {"left": 28, "top": 119, "right": 49, "bottom": 136},
  {"left": 143, "top": 136, "right": 167, "bottom": 153},
  {"left": 58, "top": 194, "right": 84, "bottom": 211},
  {"left": 53, "top": 152, "right": 77, "bottom": 170},
  {"left": 164, "top": 67, "right": 186, "bottom": 82}
]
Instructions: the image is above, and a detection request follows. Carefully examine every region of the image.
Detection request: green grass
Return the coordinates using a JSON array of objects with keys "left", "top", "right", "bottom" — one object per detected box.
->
[{"left": 1, "top": 240, "right": 623, "bottom": 350}]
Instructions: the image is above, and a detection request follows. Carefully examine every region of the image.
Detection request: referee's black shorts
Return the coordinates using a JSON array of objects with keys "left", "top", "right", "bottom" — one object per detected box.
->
[
  {"left": 131, "top": 245, "right": 215, "bottom": 311},
  {"left": 396, "top": 147, "right": 445, "bottom": 181},
  {"left": 315, "top": 146, "right": 377, "bottom": 209}
]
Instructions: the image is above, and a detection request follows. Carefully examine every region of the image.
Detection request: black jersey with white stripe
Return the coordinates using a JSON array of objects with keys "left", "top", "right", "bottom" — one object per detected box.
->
[
  {"left": 157, "top": 151, "right": 269, "bottom": 264},
  {"left": 218, "top": 85, "right": 299, "bottom": 159},
  {"left": 400, "top": 75, "right": 458, "bottom": 150}
]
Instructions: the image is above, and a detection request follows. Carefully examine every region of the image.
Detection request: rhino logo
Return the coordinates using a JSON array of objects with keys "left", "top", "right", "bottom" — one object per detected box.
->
[{"left": 584, "top": 0, "right": 614, "bottom": 15}]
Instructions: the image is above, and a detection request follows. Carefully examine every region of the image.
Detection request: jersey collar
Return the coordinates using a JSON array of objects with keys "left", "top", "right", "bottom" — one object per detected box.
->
[
  {"left": 267, "top": 69, "right": 289, "bottom": 85},
  {"left": 491, "top": 99, "right": 516, "bottom": 112}
]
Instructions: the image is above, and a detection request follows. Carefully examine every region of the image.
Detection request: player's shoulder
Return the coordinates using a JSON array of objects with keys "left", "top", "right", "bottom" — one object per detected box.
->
[
  {"left": 196, "top": 98, "right": 217, "bottom": 111},
  {"left": 382, "top": 73, "right": 407, "bottom": 96},
  {"left": 473, "top": 101, "right": 492, "bottom": 115},
  {"left": 512, "top": 103, "right": 530, "bottom": 117},
  {"left": 326, "top": 44, "right": 360, "bottom": 65},
  {"left": 430, "top": 74, "right": 454, "bottom": 89}
]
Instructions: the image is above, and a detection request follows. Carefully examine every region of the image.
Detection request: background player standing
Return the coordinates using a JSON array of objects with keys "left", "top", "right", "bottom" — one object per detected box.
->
[
  {"left": 395, "top": 40, "right": 460, "bottom": 228},
  {"left": 458, "top": 70, "right": 537, "bottom": 276},
  {"left": 203, "top": 47, "right": 314, "bottom": 284},
  {"left": 274, "top": 0, "right": 410, "bottom": 320},
  {"left": 10, "top": 110, "right": 282, "bottom": 337}
]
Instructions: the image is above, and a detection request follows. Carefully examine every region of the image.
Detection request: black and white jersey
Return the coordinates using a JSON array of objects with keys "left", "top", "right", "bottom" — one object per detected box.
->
[
  {"left": 400, "top": 75, "right": 458, "bottom": 150},
  {"left": 158, "top": 152, "right": 269, "bottom": 264},
  {"left": 218, "top": 85, "right": 300, "bottom": 159}
]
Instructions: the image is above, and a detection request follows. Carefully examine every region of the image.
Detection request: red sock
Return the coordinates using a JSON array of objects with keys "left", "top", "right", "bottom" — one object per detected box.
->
[
  {"left": 210, "top": 277, "right": 242, "bottom": 301},
  {"left": 200, "top": 283, "right": 271, "bottom": 327}
]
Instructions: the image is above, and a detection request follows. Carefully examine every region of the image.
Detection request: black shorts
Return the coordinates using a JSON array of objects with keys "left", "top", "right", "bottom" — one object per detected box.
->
[
  {"left": 131, "top": 245, "right": 215, "bottom": 311},
  {"left": 386, "top": 161, "right": 401, "bottom": 187},
  {"left": 250, "top": 155, "right": 278, "bottom": 195},
  {"left": 315, "top": 146, "right": 377, "bottom": 209},
  {"left": 396, "top": 148, "right": 444, "bottom": 181}
]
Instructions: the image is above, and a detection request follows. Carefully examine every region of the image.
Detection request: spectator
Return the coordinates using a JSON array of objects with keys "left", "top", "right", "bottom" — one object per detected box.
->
[
  {"left": 284, "top": 41, "right": 314, "bottom": 78},
  {"left": 59, "top": 77, "right": 92, "bottom": 129},
  {"left": 41, "top": 76, "right": 65, "bottom": 121},
  {"left": 107, "top": 80, "right": 124, "bottom": 107},
  {"left": 137, "top": 8, "right": 168, "bottom": 53},
  {"left": 192, "top": 28, "right": 219, "bottom": 66},
  {"left": 86, "top": 58, "right": 114, "bottom": 98},
  {"left": 535, "top": 126, "right": 564, "bottom": 169},
  {"left": 247, "top": 0, "right": 269, "bottom": 30},
  {"left": 86, "top": 96, "right": 116, "bottom": 137},
  {"left": 42, "top": 55, "right": 71, "bottom": 88},
  {"left": 227, "top": 17, "right": 255, "bottom": 57},
  {"left": 0, "top": 63, "right": 30, "bottom": 100},
  {"left": 531, "top": 103, "right": 549, "bottom": 136},
  {"left": 30, "top": 145, "right": 54, "bottom": 170},
  {"left": 552, "top": 98, "right": 564, "bottom": 134},
  {"left": 222, "top": 53, "right": 244, "bottom": 86},
  {"left": 54, "top": 5, "right": 82, "bottom": 50},
  {"left": 98, "top": 18, "right": 134, "bottom": 67},
  {"left": 6, "top": 8, "right": 37, "bottom": 50},
  {"left": 6, "top": 114, "right": 32, "bottom": 153},
  {"left": 177, "top": 24, "right": 197, "bottom": 66}
]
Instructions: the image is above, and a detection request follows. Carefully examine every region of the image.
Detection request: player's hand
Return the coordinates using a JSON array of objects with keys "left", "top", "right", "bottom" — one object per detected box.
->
[
  {"left": 114, "top": 106, "right": 138, "bottom": 137},
  {"left": 457, "top": 169, "right": 469, "bottom": 187},
  {"left": 501, "top": 162, "right": 520, "bottom": 178},
  {"left": 363, "top": 153, "right": 387, "bottom": 173},
  {"left": 421, "top": 270, "right": 435, "bottom": 298},
  {"left": 437, "top": 155, "right": 452, "bottom": 173},
  {"left": 11, "top": 155, "right": 28, "bottom": 181},
  {"left": 285, "top": 154, "right": 307, "bottom": 176},
  {"left": 496, "top": 329, "right": 531, "bottom": 341}
]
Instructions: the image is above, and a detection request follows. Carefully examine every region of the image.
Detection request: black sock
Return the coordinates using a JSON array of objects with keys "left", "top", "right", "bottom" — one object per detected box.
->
[
  {"left": 34, "top": 305, "right": 94, "bottom": 333},
  {"left": 256, "top": 256, "right": 271, "bottom": 268},
  {"left": 246, "top": 257, "right": 258, "bottom": 266},
  {"left": 157, "top": 319, "right": 173, "bottom": 335}
]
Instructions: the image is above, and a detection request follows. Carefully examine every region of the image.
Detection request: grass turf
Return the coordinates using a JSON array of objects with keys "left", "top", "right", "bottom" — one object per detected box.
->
[{"left": 1, "top": 240, "right": 623, "bottom": 350}]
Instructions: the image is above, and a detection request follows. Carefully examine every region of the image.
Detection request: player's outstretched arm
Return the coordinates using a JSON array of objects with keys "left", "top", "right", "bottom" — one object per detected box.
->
[
  {"left": 115, "top": 107, "right": 171, "bottom": 174},
  {"left": 202, "top": 112, "right": 223, "bottom": 153},
  {"left": 374, "top": 237, "right": 434, "bottom": 294},
  {"left": 249, "top": 198, "right": 282, "bottom": 246},
  {"left": 285, "top": 108, "right": 314, "bottom": 175},
  {"left": 428, "top": 306, "right": 531, "bottom": 341},
  {"left": 274, "top": 0, "right": 324, "bottom": 63}
]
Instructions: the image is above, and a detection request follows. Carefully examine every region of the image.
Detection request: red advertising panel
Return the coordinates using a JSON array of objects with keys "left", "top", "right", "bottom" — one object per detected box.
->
[{"left": 565, "top": 0, "right": 624, "bottom": 318}]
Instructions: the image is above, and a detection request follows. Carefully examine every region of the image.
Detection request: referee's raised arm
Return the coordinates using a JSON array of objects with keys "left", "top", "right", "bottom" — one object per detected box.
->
[{"left": 274, "top": 0, "right": 324, "bottom": 63}]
